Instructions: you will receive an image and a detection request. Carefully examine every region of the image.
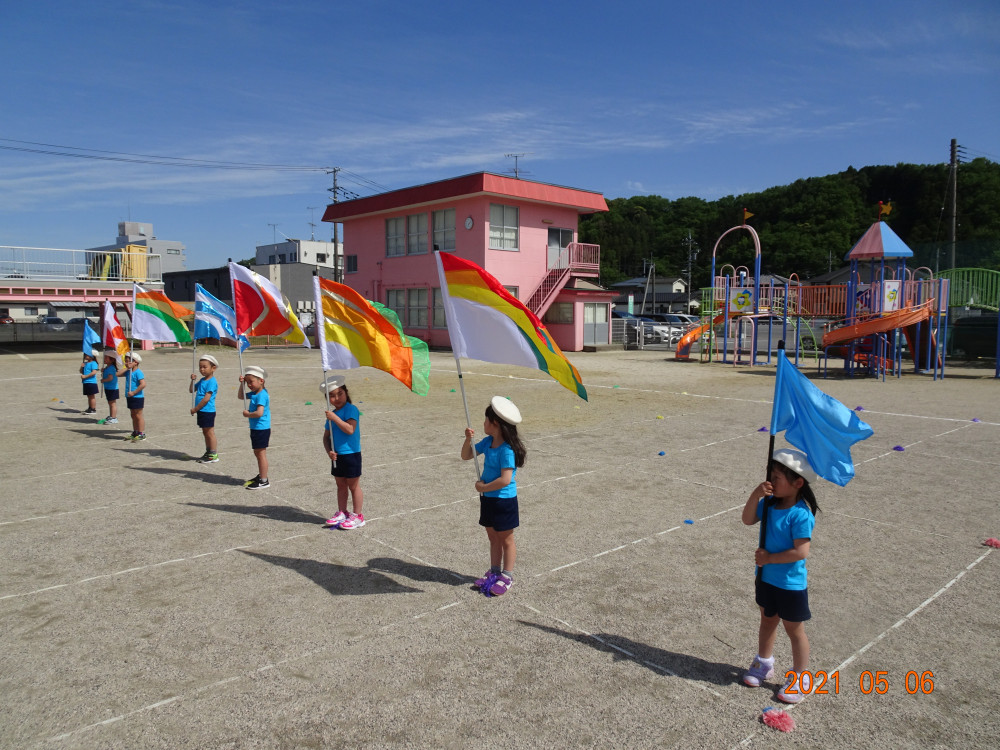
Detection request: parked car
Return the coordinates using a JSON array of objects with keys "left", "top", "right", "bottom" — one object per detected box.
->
[
  {"left": 949, "top": 314, "right": 998, "bottom": 359},
  {"left": 613, "top": 310, "right": 658, "bottom": 346},
  {"left": 0, "top": 316, "right": 14, "bottom": 324},
  {"left": 40, "top": 316, "right": 67, "bottom": 332}
]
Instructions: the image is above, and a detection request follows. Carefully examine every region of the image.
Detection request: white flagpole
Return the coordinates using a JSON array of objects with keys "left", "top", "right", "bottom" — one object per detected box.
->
[
  {"left": 313, "top": 274, "right": 336, "bottom": 469},
  {"left": 192, "top": 283, "right": 200, "bottom": 412}
]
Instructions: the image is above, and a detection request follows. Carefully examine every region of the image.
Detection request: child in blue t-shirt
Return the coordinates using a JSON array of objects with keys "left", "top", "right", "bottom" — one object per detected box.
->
[
  {"left": 101, "top": 350, "right": 122, "bottom": 424},
  {"left": 238, "top": 365, "right": 270, "bottom": 490},
  {"left": 320, "top": 375, "right": 364, "bottom": 530},
  {"left": 123, "top": 352, "right": 147, "bottom": 441},
  {"left": 741, "top": 448, "right": 820, "bottom": 705},
  {"left": 79, "top": 349, "right": 100, "bottom": 414},
  {"left": 460, "top": 396, "right": 526, "bottom": 597},
  {"left": 190, "top": 354, "right": 220, "bottom": 463}
]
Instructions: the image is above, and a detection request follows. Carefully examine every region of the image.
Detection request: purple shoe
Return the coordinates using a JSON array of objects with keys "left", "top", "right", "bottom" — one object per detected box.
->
[
  {"left": 474, "top": 570, "right": 495, "bottom": 588},
  {"left": 477, "top": 571, "right": 499, "bottom": 594},
  {"left": 488, "top": 574, "right": 512, "bottom": 597}
]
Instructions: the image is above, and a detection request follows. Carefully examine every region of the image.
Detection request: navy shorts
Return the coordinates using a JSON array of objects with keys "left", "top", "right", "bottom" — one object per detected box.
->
[
  {"left": 755, "top": 579, "right": 811, "bottom": 622},
  {"left": 331, "top": 451, "right": 362, "bottom": 479},
  {"left": 126, "top": 396, "right": 145, "bottom": 410},
  {"left": 83, "top": 383, "right": 99, "bottom": 396},
  {"left": 250, "top": 428, "right": 270, "bottom": 450},
  {"left": 105, "top": 389, "right": 119, "bottom": 402},
  {"left": 196, "top": 411, "right": 216, "bottom": 429},
  {"left": 479, "top": 495, "right": 519, "bottom": 532}
]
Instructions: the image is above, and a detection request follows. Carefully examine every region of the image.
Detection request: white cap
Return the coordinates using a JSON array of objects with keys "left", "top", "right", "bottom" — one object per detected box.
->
[
  {"left": 319, "top": 375, "right": 345, "bottom": 394},
  {"left": 199, "top": 354, "right": 219, "bottom": 367},
  {"left": 89, "top": 349, "right": 100, "bottom": 359},
  {"left": 244, "top": 365, "right": 267, "bottom": 380},
  {"left": 104, "top": 348, "right": 117, "bottom": 358},
  {"left": 771, "top": 448, "right": 817, "bottom": 484},
  {"left": 490, "top": 395, "right": 522, "bottom": 425},
  {"left": 125, "top": 352, "right": 142, "bottom": 363}
]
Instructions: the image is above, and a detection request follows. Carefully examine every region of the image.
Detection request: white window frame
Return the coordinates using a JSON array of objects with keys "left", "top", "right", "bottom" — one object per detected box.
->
[
  {"left": 386, "top": 217, "right": 405, "bottom": 257},
  {"left": 386, "top": 289, "right": 405, "bottom": 322},
  {"left": 406, "top": 287, "right": 428, "bottom": 327},
  {"left": 489, "top": 203, "right": 519, "bottom": 251},
  {"left": 432, "top": 208, "right": 455, "bottom": 251},
  {"left": 407, "top": 213, "right": 428, "bottom": 255}
]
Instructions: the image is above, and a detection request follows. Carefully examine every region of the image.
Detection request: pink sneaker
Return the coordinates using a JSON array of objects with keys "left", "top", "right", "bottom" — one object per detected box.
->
[
  {"left": 324, "top": 511, "right": 347, "bottom": 527},
  {"left": 340, "top": 512, "right": 365, "bottom": 530}
]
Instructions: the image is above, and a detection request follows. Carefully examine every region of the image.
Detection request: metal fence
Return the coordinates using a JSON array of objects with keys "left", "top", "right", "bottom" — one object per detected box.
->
[{"left": 0, "top": 246, "right": 163, "bottom": 284}]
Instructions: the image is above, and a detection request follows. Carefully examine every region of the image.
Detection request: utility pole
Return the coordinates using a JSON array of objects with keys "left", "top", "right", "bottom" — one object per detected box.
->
[
  {"left": 327, "top": 168, "right": 342, "bottom": 281},
  {"left": 684, "top": 232, "right": 699, "bottom": 314},
  {"left": 948, "top": 138, "right": 958, "bottom": 270},
  {"left": 267, "top": 223, "right": 280, "bottom": 245}
]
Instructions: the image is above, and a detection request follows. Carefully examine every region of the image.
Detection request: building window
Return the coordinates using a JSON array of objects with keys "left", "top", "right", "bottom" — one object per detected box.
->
[
  {"left": 316, "top": 253, "right": 327, "bottom": 264},
  {"left": 386, "top": 217, "right": 405, "bottom": 257},
  {"left": 407, "top": 213, "right": 428, "bottom": 255},
  {"left": 289, "top": 252, "right": 297, "bottom": 262},
  {"left": 543, "top": 302, "right": 574, "bottom": 324},
  {"left": 279, "top": 254, "right": 286, "bottom": 264},
  {"left": 167, "top": 248, "right": 181, "bottom": 255},
  {"left": 433, "top": 288, "right": 446, "bottom": 327},
  {"left": 25, "top": 306, "right": 38, "bottom": 316},
  {"left": 432, "top": 209, "right": 455, "bottom": 251},
  {"left": 503, "top": 285, "right": 518, "bottom": 299},
  {"left": 489, "top": 203, "right": 519, "bottom": 250},
  {"left": 406, "top": 288, "right": 428, "bottom": 327},
  {"left": 386, "top": 289, "right": 405, "bottom": 322},
  {"left": 346, "top": 255, "right": 358, "bottom": 273},
  {"left": 268, "top": 255, "right": 277, "bottom": 264}
]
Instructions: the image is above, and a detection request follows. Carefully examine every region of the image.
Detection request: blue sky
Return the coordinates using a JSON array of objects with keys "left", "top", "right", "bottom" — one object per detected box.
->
[{"left": 2, "top": 0, "right": 997, "bottom": 269}]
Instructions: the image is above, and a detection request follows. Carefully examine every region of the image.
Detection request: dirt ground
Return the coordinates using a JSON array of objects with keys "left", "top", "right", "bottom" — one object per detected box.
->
[{"left": 1, "top": 343, "right": 997, "bottom": 749}]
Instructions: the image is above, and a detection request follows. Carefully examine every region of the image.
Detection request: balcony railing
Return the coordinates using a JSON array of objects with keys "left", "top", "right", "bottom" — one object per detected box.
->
[{"left": 0, "top": 246, "right": 163, "bottom": 284}]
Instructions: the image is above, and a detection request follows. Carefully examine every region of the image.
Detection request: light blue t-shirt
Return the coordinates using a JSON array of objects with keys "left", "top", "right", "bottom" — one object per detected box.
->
[
  {"left": 82, "top": 361, "right": 98, "bottom": 384},
  {"left": 102, "top": 363, "right": 119, "bottom": 389},
  {"left": 325, "top": 402, "right": 361, "bottom": 454},
  {"left": 127, "top": 367, "right": 145, "bottom": 399},
  {"left": 474, "top": 436, "right": 517, "bottom": 499},
  {"left": 248, "top": 388, "right": 270, "bottom": 430},
  {"left": 195, "top": 376, "right": 218, "bottom": 413},
  {"left": 755, "top": 498, "right": 815, "bottom": 590}
]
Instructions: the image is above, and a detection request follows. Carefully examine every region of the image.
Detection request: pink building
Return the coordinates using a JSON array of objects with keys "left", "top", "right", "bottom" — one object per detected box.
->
[{"left": 322, "top": 172, "right": 613, "bottom": 351}]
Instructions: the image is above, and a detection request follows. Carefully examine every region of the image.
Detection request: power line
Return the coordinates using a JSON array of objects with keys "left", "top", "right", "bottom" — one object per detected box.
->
[{"left": 0, "top": 137, "right": 329, "bottom": 171}]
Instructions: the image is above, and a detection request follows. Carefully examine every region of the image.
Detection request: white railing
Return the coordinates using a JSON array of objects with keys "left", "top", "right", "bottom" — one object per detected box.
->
[{"left": 0, "top": 246, "right": 163, "bottom": 283}]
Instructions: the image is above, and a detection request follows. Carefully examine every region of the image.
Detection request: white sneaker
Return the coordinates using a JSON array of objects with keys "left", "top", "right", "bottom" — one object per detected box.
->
[
  {"left": 742, "top": 656, "right": 775, "bottom": 687},
  {"left": 324, "top": 511, "right": 347, "bottom": 527},
  {"left": 777, "top": 671, "right": 811, "bottom": 703},
  {"left": 340, "top": 512, "right": 365, "bottom": 530},
  {"left": 105, "top": 417, "right": 118, "bottom": 424}
]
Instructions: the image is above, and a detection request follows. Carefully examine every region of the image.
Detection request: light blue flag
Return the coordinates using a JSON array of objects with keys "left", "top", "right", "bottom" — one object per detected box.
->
[
  {"left": 770, "top": 349, "right": 874, "bottom": 486},
  {"left": 82, "top": 320, "right": 101, "bottom": 355},
  {"left": 194, "top": 284, "right": 249, "bottom": 352}
]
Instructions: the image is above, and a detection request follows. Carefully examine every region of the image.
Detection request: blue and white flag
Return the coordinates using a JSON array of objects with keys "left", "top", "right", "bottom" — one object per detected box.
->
[
  {"left": 770, "top": 349, "right": 874, "bottom": 486},
  {"left": 82, "top": 319, "right": 101, "bottom": 355},
  {"left": 194, "top": 284, "right": 249, "bottom": 352}
]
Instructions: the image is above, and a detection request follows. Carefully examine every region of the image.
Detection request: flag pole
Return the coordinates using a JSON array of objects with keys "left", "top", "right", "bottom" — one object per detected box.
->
[
  {"left": 759, "top": 339, "right": 786, "bottom": 581},
  {"left": 192, "top": 281, "right": 200, "bottom": 412},
  {"left": 454, "top": 356, "right": 482, "bottom": 480},
  {"left": 313, "top": 274, "right": 336, "bottom": 469}
]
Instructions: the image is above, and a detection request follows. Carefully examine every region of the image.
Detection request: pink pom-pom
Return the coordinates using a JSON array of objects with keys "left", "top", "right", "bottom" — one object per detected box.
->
[
  {"left": 762, "top": 707, "right": 796, "bottom": 732},
  {"left": 984, "top": 538, "right": 1000, "bottom": 549}
]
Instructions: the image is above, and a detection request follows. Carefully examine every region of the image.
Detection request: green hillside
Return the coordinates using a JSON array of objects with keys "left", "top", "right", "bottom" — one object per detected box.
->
[{"left": 580, "top": 158, "right": 1000, "bottom": 287}]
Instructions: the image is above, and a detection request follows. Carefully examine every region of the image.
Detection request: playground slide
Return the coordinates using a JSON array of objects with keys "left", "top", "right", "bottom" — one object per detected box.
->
[
  {"left": 821, "top": 305, "right": 932, "bottom": 349},
  {"left": 675, "top": 313, "right": 727, "bottom": 361}
]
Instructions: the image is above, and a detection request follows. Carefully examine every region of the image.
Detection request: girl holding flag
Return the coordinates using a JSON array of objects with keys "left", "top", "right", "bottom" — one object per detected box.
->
[
  {"left": 741, "top": 448, "right": 819, "bottom": 704},
  {"left": 320, "top": 375, "right": 365, "bottom": 530}
]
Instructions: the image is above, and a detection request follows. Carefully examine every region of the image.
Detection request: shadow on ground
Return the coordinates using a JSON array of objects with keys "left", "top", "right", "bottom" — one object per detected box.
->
[
  {"left": 519, "top": 620, "right": 743, "bottom": 687},
  {"left": 240, "top": 550, "right": 423, "bottom": 596},
  {"left": 187, "top": 501, "right": 327, "bottom": 524}
]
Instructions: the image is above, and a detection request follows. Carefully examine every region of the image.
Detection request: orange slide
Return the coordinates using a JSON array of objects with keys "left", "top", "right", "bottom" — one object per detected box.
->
[
  {"left": 821, "top": 303, "right": 934, "bottom": 352},
  {"left": 675, "top": 313, "right": 728, "bottom": 361}
]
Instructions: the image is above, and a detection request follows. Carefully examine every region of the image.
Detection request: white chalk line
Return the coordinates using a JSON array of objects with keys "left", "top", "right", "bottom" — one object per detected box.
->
[
  {"left": 731, "top": 547, "right": 994, "bottom": 750},
  {"left": 46, "top": 596, "right": 466, "bottom": 743}
]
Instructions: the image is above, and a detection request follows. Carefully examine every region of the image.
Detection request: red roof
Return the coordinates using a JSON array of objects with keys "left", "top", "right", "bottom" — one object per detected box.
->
[{"left": 322, "top": 172, "right": 608, "bottom": 222}]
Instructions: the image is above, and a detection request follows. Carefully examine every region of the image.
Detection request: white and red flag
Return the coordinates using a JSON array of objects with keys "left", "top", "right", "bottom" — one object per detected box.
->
[{"left": 228, "top": 262, "right": 309, "bottom": 347}]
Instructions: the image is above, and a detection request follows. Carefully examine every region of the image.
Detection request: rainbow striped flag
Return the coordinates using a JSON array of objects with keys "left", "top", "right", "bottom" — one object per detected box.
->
[
  {"left": 434, "top": 251, "right": 587, "bottom": 400},
  {"left": 312, "top": 276, "right": 430, "bottom": 395},
  {"left": 131, "top": 284, "right": 192, "bottom": 342}
]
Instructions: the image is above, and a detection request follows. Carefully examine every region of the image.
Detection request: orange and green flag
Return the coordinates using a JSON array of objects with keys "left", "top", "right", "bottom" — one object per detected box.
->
[
  {"left": 434, "top": 250, "right": 586, "bottom": 400},
  {"left": 311, "top": 276, "right": 430, "bottom": 395},
  {"left": 131, "top": 283, "right": 192, "bottom": 342}
]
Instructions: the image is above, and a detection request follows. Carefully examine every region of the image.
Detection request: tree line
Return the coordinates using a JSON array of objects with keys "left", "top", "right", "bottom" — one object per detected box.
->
[{"left": 579, "top": 158, "right": 1000, "bottom": 288}]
